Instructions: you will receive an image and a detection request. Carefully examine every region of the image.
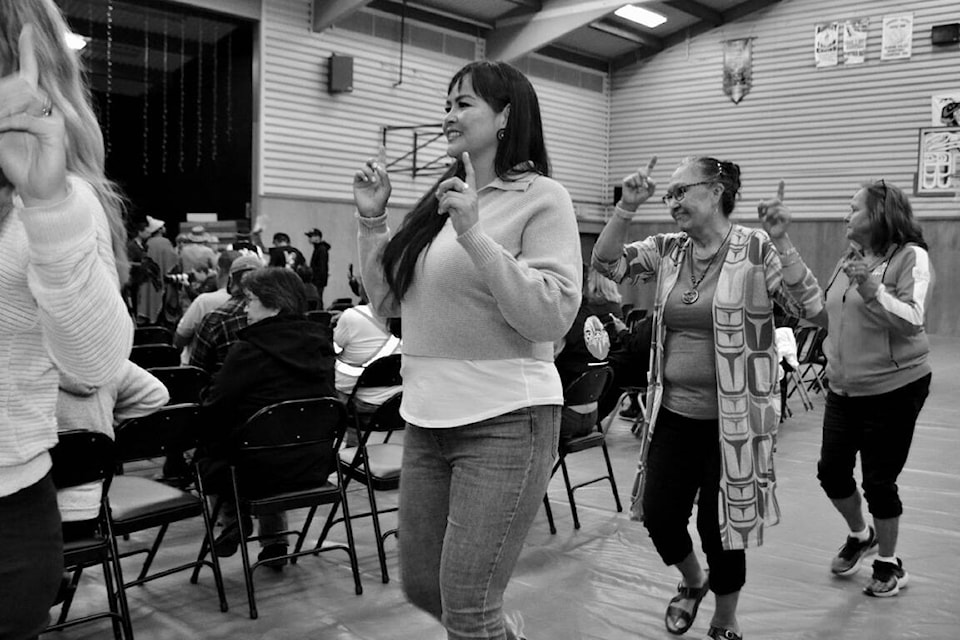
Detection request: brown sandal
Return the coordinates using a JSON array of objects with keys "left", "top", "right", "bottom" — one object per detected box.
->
[{"left": 664, "top": 577, "right": 710, "bottom": 635}]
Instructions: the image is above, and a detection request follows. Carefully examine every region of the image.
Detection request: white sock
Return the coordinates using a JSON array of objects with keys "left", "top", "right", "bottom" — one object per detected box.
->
[
  {"left": 849, "top": 526, "right": 870, "bottom": 542},
  {"left": 876, "top": 555, "right": 898, "bottom": 565}
]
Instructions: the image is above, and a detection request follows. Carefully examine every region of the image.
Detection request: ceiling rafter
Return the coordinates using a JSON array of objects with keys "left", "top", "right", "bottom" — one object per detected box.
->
[
  {"left": 486, "top": 0, "right": 645, "bottom": 62},
  {"left": 611, "top": 0, "right": 783, "bottom": 71},
  {"left": 311, "top": 0, "right": 375, "bottom": 33},
  {"left": 664, "top": 0, "right": 723, "bottom": 27},
  {"left": 589, "top": 19, "right": 663, "bottom": 51}
]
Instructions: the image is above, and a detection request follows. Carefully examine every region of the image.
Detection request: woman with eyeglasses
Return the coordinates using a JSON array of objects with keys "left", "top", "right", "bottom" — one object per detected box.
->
[
  {"left": 815, "top": 180, "right": 932, "bottom": 598},
  {"left": 592, "top": 156, "right": 823, "bottom": 640}
]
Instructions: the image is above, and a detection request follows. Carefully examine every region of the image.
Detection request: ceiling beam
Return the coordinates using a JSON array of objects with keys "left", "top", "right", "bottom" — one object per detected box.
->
[
  {"left": 537, "top": 45, "right": 608, "bottom": 72},
  {"left": 503, "top": 0, "right": 542, "bottom": 8},
  {"left": 612, "top": 0, "right": 783, "bottom": 70},
  {"left": 486, "top": 0, "right": 649, "bottom": 62},
  {"left": 589, "top": 19, "right": 663, "bottom": 51},
  {"left": 311, "top": 0, "right": 374, "bottom": 33},
  {"left": 367, "top": 0, "right": 490, "bottom": 36},
  {"left": 664, "top": 0, "right": 723, "bottom": 27}
]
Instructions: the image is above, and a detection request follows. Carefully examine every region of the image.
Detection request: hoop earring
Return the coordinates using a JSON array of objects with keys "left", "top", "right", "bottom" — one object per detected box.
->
[{"left": 497, "top": 128, "right": 505, "bottom": 140}]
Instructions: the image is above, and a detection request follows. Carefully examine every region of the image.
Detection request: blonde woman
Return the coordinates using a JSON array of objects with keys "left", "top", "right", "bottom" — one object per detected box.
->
[{"left": 0, "top": 3, "right": 133, "bottom": 636}]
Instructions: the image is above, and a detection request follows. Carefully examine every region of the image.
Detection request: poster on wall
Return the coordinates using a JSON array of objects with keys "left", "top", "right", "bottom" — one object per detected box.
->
[
  {"left": 841, "top": 18, "right": 869, "bottom": 64},
  {"left": 722, "top": 38, "right": 753, "bottom": 104},
  {"left": 915, "top": 127, "right": 960, "bottom": 196},
  {"left": 881, "top": 13, "right": 913, "bottom": 60},
  {"left": 931, "top": 93, "right": 960, "bottom": 126},
  {"left": 814, "top": 22, "right": 839, "bottom": 67}
]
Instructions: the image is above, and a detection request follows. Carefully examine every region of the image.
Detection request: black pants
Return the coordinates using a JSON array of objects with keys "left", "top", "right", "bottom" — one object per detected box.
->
[
  {"left": 817, "top": 373, "right": 931, "bottom": 519},
  {"left": 0, "top": 472, "right": 63, "bottom": 640},
  {"left": 642, "top": 407, "right": 746, "bottom": 596}
]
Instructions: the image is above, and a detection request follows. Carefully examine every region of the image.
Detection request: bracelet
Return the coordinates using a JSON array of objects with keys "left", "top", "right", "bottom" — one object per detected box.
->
[
  {"left": 780, "top": 255, "right": 802, "bottom": 268},
  {"left": 613, "top": 204, "right": 636, "bottom": 221},
  {"left": 777, "top": 246, "right": 799, "bottom": 260}
]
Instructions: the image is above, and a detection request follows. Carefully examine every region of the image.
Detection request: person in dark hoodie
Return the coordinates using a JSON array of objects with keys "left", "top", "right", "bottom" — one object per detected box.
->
[
  {"left": 199, "top": 267, "right": 336, "bottom": 570},
  {"left": 306, "top": 228, "right": 330, "bottom": 308}
]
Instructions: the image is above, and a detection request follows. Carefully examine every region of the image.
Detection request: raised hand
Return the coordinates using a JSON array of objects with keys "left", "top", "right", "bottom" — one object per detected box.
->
[
  {"left": 436, "top": 152, "right": 479, "bottom": 235},
  {"left": 0, "top": 24, "right": 68, "bottom": 207},
  {"left": 841, "top": 242, "right": 870, "bottom": 285},
  {"left": 758, "top": 180, "right": 790, "bottom": 240},
  {"left": 619, "top": 156, "right": 658, "bottom": 212},
  {"left": 353, "top": 146, "right": 391, "bottom": 218}
]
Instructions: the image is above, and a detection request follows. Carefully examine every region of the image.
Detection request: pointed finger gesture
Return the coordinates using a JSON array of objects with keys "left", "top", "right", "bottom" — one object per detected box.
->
[
  {"left": 619, "top": 156, "right": 657, "bottom": 212},
  {"left": 0, "top": 24, "right": 68, "bottom": 206},
  {"left": 436, "top": 152, "right": 479, "bottom": 235},
  {"left": 353, "top": 145, "right": 392, "bottom": 218},
  {"left": 758, "top": 180, "right": 790, "bottom": 239}
]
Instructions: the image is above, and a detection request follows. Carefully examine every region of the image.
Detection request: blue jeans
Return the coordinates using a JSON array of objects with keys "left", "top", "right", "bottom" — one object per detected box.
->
[{"left": 399, "top": 406, "right": 560, "bottom": 640}]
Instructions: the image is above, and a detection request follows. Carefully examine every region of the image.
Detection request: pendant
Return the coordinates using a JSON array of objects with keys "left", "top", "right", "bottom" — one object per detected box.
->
[{"left": 681, "top": 289, "right": 699, "bottom": 305}]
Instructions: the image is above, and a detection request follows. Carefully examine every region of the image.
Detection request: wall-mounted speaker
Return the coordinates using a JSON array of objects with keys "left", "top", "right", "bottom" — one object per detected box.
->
[
  {"left": 931, "top": 23, "right": 960, "bottom": 46},
  {"left": 328, "top": 55, "right": 354, "bottom": 93}
]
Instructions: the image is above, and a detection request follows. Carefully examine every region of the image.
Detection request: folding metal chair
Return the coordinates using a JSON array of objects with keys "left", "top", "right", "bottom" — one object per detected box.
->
[
  {"left": 133, "top": 325, "right": 173, "bottom": 346},
  {"left": 110, "top": 405, "right": 228, "bottom": 612},
  {"left": 543, "top": 366, "right": 622, "bottom": 533},
  {"left": 146, "top": 365, "right": 210, "bottom": 405},
  {"left": 47, "top": 431, "right": 132, "bottom": 640},
  {"left": 793, "top": 325, "right": 828, "bottom": 395},
  {"left": 200, "top": 398, "right": 362, "bottom": 619},
  {"left": 129, "top": 344, "right": 181, "bottom": 369}
]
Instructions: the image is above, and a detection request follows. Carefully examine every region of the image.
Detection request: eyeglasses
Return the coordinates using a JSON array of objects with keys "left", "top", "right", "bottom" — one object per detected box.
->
[{"left": 662, "top": 181, "right": 714, "bottom": 205}]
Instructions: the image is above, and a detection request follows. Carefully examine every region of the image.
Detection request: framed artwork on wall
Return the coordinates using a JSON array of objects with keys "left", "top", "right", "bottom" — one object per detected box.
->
[{"left": 916, "top": 127, "right": 960, "bottom": 196}]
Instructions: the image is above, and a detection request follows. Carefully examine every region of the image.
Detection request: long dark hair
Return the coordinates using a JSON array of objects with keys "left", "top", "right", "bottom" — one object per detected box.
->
[
  {"left": 862, "top": 179, "right": 927, "bottom": 252},
  {"left": 380, "top": 61, "right": 551, "bottom": 300}
]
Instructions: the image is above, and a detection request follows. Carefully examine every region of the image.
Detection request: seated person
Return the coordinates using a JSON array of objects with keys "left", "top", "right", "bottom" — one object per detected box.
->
[
  {"left": 554, "top": 266, "right": 623, "bottom": 445},
  {"left": 199, "top": 267, "right": 336, "bottom": 570},
  {"left": 56, "top": 362, "right": 170, "bottom": 538},
  {"left": 174, "top": 250, "right": 238, "bottom": 364},
  {"left": 334, "top": 277, "right": 402, "bottom": 410}
]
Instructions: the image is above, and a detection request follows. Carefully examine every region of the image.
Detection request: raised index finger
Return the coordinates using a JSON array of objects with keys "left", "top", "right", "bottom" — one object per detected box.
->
[
  {"left": 461, "top": 152, "right": 476, "bottom": 190},
  {"left": 776, "top": 180, "right": 785, "bottom": 201},
  {"left": 18, "top": 24, "right": 39, "bottom": 89},
  {"left": 645, "top": 156, "right": 658, "bottom": 175}
]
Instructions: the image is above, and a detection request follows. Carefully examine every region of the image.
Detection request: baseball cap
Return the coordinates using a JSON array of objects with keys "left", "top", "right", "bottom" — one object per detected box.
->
[
  {"left": 305, "top": 228, "right": 322, "bottom": 237},
  {"left": 229, "top": 254, "right": 264, "bottom": 276}
]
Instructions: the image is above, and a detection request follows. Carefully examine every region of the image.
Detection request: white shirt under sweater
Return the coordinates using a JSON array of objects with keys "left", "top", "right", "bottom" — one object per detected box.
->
[
  {"left": 358, "top": 170, "right": 582, "bottom": 427},
  {"left": 0, "top": 177, "right": 134, "bottom": 497}
]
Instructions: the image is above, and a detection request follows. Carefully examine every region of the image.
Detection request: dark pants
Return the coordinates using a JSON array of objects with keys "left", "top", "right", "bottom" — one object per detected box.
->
[
  {"left": 817, "top": 373, "right": 931, "bottom": 519},
  {"left": 0, "top": 472, "right": 64, "bottom": 640},
  {"left": 642, "top": 408, "right": 746, "bottom": 596}
]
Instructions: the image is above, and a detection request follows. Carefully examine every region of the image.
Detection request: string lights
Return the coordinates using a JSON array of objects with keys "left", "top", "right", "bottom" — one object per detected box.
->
[
  {"left": 196, "top": 19, "right": 203, "bottom": 169},
  {"left": 105, "top": 0, "right": 113, "bottom": 158},
  {"left": 142, "top": 13, "right": 149, "bottom": 176},
  {"left": 162, "top": 18, "right": 169, "bottom": 173}
]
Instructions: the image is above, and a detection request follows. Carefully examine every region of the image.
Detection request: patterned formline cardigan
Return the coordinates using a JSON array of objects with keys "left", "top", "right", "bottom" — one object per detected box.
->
[{"left": 593, "top": 224, "right": 822, "bottom": 551}]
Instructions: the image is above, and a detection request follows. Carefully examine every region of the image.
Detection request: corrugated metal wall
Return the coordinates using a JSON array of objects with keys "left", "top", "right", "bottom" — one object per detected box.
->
[
  {"left": 259, "top": 0, "right": 609, "bottom": 216},
  {"left": 610, "top": 0, "right": 960, "bottom": 220}
]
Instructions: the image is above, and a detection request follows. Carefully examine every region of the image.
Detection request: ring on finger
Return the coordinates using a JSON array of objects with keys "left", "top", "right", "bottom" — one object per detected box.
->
[{"left": 38, "top": 93, "right": 53, "bottom": 118}]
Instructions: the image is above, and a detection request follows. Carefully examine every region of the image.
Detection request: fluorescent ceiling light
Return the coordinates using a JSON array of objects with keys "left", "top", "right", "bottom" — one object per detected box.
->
[
  {"left": 615, "top": 4, "right": 667, "bottom": 28},
  {"left": 65, "top": 31, "right": 89, "bottom": 50}
]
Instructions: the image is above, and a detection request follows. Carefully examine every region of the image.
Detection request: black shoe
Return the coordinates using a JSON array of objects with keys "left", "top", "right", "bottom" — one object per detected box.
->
[
  {"left": 213, "top": 528, "right": 240, "bottom": 558},
  {"left": 258, "top": 544, "right": 289, "bottom": 572}
]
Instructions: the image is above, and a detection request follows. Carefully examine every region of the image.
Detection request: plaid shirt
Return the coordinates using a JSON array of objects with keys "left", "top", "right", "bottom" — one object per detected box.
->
[{"left": 189, "top": 296, "right": 248, "bottom": 375}]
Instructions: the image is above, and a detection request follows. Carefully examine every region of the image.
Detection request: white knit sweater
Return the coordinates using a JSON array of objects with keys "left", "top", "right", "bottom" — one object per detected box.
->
[{"left": 0, "top": 177, "right": 133, "bottom": 497}]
